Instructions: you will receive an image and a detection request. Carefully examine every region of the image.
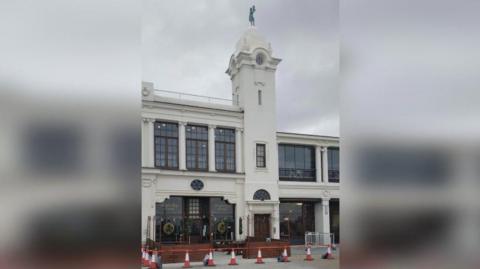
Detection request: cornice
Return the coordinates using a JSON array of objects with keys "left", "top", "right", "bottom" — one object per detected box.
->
[{"left": 142, "top": 168, "right": 246, "bottom": 180}]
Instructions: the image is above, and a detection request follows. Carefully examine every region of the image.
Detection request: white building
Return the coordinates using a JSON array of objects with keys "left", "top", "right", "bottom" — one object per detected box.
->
[{"left": 142, "top": 26, "right": 339, "bottom": 246}]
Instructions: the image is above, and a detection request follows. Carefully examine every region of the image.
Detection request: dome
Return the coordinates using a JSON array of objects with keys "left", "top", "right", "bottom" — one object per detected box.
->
[{"left": 234, "top": 26, "right": 272, "bottom": 56}]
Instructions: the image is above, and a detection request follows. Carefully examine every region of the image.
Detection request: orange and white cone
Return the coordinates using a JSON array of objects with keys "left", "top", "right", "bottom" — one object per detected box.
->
[
  {"left": 255, "top": 249, "right": 264, "bottom": 264},
  {"left": 145, "top": 250, "right": 151, "bottom": 267},
  {"left": 282, "top": 248, "right": 290, "bottom": 262},
  {"left": 149, "top": 251, "right": 158, "bottom": 269},
  {"left": 304, "top": 246, "right": 314, "bottom": 261},
  {"left": 182, "top": 251, "right": 191, "bottom": 268},
  {"left": 142, "top": 249, "right": 147, "bottom": 266},
  {"left": 322, "top": 245, "right": 334, "bottom": 259},
  {"left": 228, "top": 249, "right": 238, "bottom": 265},
  {"left": 207, "top": 249, "right": 216, "bottom": 266}
]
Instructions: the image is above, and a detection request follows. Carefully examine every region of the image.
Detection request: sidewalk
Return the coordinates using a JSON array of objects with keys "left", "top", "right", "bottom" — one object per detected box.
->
[{"left": 144, "top": 246, "right": 339, "bottom": 269}]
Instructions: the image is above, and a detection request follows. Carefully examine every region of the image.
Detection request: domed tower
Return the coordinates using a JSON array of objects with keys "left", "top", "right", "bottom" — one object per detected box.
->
[{"left": 227, "top": 26, "right": 282, "bottom": 239}]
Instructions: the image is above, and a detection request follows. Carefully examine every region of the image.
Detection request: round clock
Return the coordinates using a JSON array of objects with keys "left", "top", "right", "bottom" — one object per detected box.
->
[
  {"left": 256, "top": 53, "right": 265, "bottom": 65},
  {"left": 191, "top": 179, "right": 204, "bottom": 191}
]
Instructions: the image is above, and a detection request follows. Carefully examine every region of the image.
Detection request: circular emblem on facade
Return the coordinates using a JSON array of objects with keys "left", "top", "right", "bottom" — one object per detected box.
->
[
  {"left": 217, "top": 221, "right": 226, "bottom": 234},
  {"left": 163, "top": 222, "right": 175, "bottom": 235},
  {"left": 191, "top": 179, "right": 204, "bottom": 191}
]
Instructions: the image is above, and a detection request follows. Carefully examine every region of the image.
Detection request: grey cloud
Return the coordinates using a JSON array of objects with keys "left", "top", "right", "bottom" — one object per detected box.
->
[{"left": 142, "top": 0, "right": 339, "bottom": 136}]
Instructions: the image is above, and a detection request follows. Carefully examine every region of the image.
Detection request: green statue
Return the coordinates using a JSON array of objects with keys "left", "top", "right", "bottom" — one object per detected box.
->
[{"left": 249, "top": 5, "right": 256, "bottom": 26}]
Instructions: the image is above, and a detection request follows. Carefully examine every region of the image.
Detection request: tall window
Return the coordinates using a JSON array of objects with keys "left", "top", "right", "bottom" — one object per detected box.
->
[
  {"left": 215, "top": 128, "right": 235, "bottom": 172},
  {"left": 256, "top": 143, "right": 266, "bottom": 168},
  {"left": 154, "top": 122, "right": 178, "bottom": 169},
  {"left": 186, "top": 125, "right": 208, "bottom": 170},
  {"left": 258, "top": 90, "right": 262, "bottom": 105},
  {"left": 328, "top": 147, "right": 340, "bottom": 183},
  {"left": 278, "top": 144, "right": 315, "bottom": 181}
]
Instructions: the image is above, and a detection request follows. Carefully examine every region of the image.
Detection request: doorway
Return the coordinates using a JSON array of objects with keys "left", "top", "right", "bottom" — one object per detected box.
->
[{"left": 254, "top": 214, "right": 271, "bottom": 240}]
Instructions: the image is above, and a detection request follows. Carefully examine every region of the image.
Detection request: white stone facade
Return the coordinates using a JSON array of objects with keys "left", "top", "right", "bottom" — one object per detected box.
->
[{"left": 142, "top": 27, "right": 339, "bottom": 244}]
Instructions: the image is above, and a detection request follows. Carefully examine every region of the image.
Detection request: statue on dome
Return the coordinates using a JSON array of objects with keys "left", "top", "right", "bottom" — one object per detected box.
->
[{"left": 249, "top": 5, "right": 256, "bottom": 26}]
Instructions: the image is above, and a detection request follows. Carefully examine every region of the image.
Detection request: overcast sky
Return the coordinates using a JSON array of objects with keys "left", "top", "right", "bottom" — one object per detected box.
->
[{"left": 142, "top": 0, "right": 339, "bottom": 136}]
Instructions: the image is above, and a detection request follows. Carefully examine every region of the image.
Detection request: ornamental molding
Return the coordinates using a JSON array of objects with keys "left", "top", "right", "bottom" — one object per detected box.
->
[
  {"left": 142, "top": 177, "right": 157, "bottom": 188},
  {"left": 322, "top": 190, "right": 332, "bottom": 198},
  {"left": 142, "top": 100, "right": 243, "bottom": 117},
  {"left": 142, "top": 117, "right": 155, "bottom": 123},
  {"left": 142, "top": 168, "right": 246, "bottom": 180}
]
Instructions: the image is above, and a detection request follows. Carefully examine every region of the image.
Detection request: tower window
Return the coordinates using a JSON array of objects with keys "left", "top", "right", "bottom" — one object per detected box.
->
[
  {"left": 256, "top": 143, "right": 266, "bottom": 168},
  {"left": 258, "top": 90, "right": 262, "bottom": 105}
]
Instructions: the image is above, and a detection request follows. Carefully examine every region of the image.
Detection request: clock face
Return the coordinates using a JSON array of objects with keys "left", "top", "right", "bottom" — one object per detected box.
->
[{"left": 256, "top": 53, "right": 265, "bottom": 65}]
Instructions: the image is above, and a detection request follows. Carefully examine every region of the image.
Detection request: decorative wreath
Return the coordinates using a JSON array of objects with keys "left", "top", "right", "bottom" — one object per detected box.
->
[
  {"left": 163, "top": 222, "right": 175, "bottom": 235},
  {"left": 217, "top": 221, "right": 226, "bottom": 234}
]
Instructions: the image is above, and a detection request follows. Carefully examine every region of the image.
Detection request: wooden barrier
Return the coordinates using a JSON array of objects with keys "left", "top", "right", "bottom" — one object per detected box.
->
[
  {"left": 158, "top": 243, "right": 212, "bottom": 263},
  {"left": 243, "top": 237, "right": 290, "bottom": 259},
  {"left": 145, "top": 239, "right": 290, "bottom": 263}
]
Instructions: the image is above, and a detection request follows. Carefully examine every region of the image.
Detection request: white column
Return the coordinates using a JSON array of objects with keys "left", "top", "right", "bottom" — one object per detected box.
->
[
  {"left": 322, "top": 199, "right": 331, "bottom": 244},
  {"left": 315, "top": 145, "right": 322, "bottom": 182},
  {"left": 144, "top": 118, "right": 155, "bottom": 168},
  {"left": 208, "top": 124, "right": 216, "bottom": 172},
  {"left": 322, "top": 146, "right": 329, "bottom": 183},
  {"left": 235, "top": 128, "right": 243, "bottom": 173},
  {"left": 272, "top": 204, "right": 280, "bottom": 239},
  {"left": 179, "top": 122, "right": 187, "bottom": 170},
  {"left": 315, "top": 198, "right": 331, "bottom": 245},
  {"left": 142, "top": 118, "right": 148, "bottom": 167}
]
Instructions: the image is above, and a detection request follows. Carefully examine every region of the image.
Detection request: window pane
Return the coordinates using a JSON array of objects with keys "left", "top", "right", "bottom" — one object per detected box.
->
[
  {"left": 328, "top": 148, "right": 339, "bottom": 170},
  {"left": 278, "top": 145, "right": 285, "bottom": 169},
  {"left": 215, "top": 128, "right": 235, "bottom": 171},
  {"left": 285, "top": 146, "right": 295, "bottom": 169},
  {"left": 186, "top": 125, "right": 208, "bottom": 170},
  {"left": 304, "top": 147, "right": 313, "bottom": 169},
  {"left": 154, "top": 122, "right": 179, "bottom": 169},
  {"left": 295, "top": 146, "right": 305, "bottom": 169}
]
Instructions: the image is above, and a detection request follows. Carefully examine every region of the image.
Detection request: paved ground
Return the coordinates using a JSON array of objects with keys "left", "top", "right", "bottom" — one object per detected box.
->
[{"left": 144, "top": 247, "right": 339, "bottom": 269}]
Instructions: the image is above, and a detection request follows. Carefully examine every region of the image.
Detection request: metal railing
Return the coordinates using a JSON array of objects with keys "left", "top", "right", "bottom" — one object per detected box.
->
[
  {"left": 305, "top": 232, "right": 335, "bottom": 247},
  {"left": 328, "top": 170, "right": 340, "bottom": 183},
  {"left": 279, "top": 168, "right": 316, "bottom": 181},
  {"left": 155, "top": 89, "right": 233, "bottom": 105}
]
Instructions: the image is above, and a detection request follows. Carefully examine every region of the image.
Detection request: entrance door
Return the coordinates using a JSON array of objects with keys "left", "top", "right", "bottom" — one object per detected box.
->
[
  {"left": 254, "top": 214, "right": 271, "bottom": 240},
  {"left": 185, "top": 197, "right": 209, "bottom": 243}
]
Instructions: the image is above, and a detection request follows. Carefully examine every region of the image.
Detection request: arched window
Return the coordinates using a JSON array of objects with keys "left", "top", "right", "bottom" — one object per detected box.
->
[{"left": 253, "top": 189, "right": 271, "bottom": 201}]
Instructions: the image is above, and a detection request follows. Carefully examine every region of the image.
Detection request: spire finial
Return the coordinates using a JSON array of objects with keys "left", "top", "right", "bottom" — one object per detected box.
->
[{"left": 249, "top": 5, "right": 256, "bottom": 26}]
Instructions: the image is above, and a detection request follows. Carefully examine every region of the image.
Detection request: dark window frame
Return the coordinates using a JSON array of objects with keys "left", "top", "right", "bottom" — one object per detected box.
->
[
  {"left": 253, "top": 189, "right": 271, "bottom": 201},
  {"left": 327, "top": 147, "right": 340, "bottom": 183},
  {"left": 215, "top": 128, "right": 236, "bottom": 173},
  {"left": 256, "top": 143, "right": 266, "bottom": 168},
  {"left": 186, "top": 124, "right": 209, "bottom": 171},
  {"left": 278, "top": 144, "right": 316, "bottom": 182},
  {"left": 154, "top": 121, "right": 179, "bottom": 170}
]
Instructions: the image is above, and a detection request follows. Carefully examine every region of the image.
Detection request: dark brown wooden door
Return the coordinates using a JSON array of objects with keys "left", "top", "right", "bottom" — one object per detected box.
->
[{"left": 254, "top": 214, "right": 271, "bottom": 240}]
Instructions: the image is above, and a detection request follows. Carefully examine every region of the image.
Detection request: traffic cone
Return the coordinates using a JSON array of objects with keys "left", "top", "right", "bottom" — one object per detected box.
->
[
  {"left": 304, "top": 246, "right": 314, "bottom": 261},
  {"left": 150, "top": 251, "right": 158, "bottom": 269},
  {"left": 282, "top": 248, "right": 290, "bottom": 262},
  {"left": 145, "top": 250, "right": 151, "bottom": 267},
  {"left": 322, "top": 245, "right": 334, "bottom": 259},
  {"left": 142, "top": 249, "right": 147, "bottom": 266},
  {"left": 228, "top": 249, "right": 238, "bottom": 266},
  {"left": 182, "top": 251, "right": 191, "bottom": 268},
  {"left": 255, "top": 249, "right": 264, "bottom": 264},
  {"left": 207, "top": 249, "right": 216, "bottom": 266}
]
